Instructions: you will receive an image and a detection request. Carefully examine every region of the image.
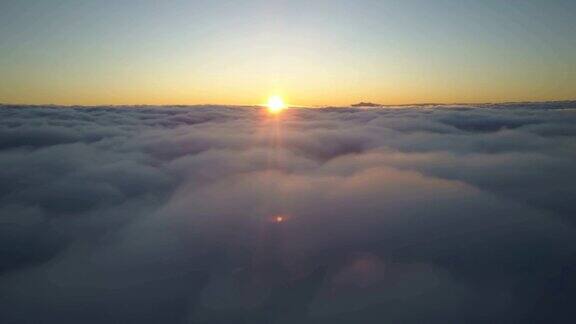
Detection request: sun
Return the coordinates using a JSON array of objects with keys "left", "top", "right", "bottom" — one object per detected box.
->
[{"left": 267, "top": 95, "right": 286, "bottom": 114}]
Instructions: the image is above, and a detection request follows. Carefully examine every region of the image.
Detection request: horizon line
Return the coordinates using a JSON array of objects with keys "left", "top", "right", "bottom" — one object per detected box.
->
[{"left": 1, "top": 99, "right": 575, "bottom": 109}]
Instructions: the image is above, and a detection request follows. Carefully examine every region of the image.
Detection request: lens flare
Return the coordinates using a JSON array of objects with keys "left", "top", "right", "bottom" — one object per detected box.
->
[{"left": 271, "top": 215, "right": 288, "bottom": 223}]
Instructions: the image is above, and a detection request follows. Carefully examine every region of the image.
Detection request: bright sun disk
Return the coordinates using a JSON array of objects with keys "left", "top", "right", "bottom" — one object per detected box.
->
[{"left": 267, "top": 96, "right": 285, "bottom": 114}]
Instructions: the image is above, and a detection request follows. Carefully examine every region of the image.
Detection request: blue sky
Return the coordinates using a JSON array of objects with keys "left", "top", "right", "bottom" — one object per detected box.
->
[{"left": 1, "top": 0, "right": 575, "bottom": 105}]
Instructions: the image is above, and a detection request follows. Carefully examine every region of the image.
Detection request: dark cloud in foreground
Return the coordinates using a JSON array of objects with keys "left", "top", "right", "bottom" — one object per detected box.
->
[{"left": 1, "top": 102, "right": 576, "bottom": 323}]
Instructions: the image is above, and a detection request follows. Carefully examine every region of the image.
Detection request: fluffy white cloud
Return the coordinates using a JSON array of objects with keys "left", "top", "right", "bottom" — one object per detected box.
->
[{"left": 1, "top": 102, "right": 575, "bottom": 323}]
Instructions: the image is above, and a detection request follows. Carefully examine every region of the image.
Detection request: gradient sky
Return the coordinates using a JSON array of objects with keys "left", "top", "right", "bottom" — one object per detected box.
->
[{"left": 1, "top": 0, "right": 575, "bottom": 106}]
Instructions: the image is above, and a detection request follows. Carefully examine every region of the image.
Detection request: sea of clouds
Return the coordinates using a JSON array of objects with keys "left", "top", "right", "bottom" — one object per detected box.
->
[{"left": 1, "top": 102, "right": 576, "bottom": 323}]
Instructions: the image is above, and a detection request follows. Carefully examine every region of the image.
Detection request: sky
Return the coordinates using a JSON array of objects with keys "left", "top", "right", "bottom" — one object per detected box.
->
[{"left": 1, "top": 0, "right": 575, "bottom": 106}]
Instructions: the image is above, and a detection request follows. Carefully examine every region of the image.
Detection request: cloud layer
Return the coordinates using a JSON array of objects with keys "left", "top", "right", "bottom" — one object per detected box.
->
[{"left": 1, "top": 102, "right": 576, "bottom": 323}]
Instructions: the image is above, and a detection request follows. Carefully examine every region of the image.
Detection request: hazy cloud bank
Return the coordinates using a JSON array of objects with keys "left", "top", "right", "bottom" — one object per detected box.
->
[{"left": 1, "top": 102, "right": 576, "bottom": 323}]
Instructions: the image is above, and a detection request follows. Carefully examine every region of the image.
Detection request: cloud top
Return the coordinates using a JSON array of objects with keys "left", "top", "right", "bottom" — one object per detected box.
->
[{"left": 1, "top": 102, "right": 576, "bottom": 323}]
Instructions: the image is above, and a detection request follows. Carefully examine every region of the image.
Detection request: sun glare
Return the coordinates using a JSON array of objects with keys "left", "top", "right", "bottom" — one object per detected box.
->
[{"left": 267, "top": 96, "right": 286, "bottom": 114}]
